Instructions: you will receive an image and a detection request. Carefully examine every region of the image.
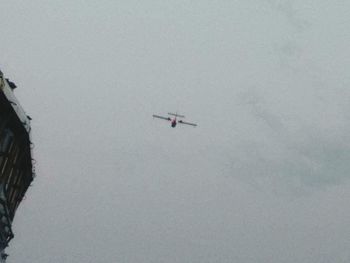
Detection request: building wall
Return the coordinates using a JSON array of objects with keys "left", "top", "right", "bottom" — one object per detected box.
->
[{"left": 0, "top": 71, "right": 34, "bottom": 261}]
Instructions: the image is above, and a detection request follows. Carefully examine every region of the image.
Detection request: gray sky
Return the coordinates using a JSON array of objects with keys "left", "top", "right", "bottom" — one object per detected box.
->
[{"left": 1, "top": 1, "right": 350, "bottom": 262}]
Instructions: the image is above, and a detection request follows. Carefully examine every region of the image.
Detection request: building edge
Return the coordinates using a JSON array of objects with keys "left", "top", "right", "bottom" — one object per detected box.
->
[{"left": 0, "top": 70, "right": 34, "bottom": 262}]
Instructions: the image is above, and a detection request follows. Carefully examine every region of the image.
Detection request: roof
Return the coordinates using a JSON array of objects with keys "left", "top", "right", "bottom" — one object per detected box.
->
[{"left": 0, "top": 77, "right": 31, "bottom": 133}]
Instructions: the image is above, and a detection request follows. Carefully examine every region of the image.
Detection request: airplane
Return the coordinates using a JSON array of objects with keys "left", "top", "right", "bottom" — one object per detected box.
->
[{"left": 153, "top": 112, "right": 197, "bottom": 128}]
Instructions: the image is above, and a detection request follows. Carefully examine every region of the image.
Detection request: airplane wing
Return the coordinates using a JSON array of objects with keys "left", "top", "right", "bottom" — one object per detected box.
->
[
  {"left": 178, "top": 120, "right": 197, "bottom": 127},
  {"left": 153, "top": 115, "right": 171, "bottom": 121}
]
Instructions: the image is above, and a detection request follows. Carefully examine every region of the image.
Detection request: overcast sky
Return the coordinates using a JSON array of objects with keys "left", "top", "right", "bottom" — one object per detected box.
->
[{"left": 1, "top": 1, "right": 350, "bottom": 262}]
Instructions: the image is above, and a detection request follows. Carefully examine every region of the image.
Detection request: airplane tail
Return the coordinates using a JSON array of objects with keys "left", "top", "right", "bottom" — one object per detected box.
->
[{"left": 168, "top": 112, "right": 185, "bottom": 118}]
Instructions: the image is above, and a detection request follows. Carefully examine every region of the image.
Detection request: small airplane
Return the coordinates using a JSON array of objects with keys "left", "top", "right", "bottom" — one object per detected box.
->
[{"left": 153, "top": 112, "right": 197, "bottom": 128}]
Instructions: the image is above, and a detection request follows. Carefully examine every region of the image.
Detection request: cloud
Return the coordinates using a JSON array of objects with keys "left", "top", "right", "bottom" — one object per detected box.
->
[
  {"left": 231, "top": 86, "right": 350, "bottom": 193},
  {"left": 265, "top": 0, "right": 310, "bottom": 31}
]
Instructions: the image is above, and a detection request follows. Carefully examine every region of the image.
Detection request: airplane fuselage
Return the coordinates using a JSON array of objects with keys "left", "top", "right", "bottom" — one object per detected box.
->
[{"left": 171, "top": 119, "right": 177, "bottom": 128}]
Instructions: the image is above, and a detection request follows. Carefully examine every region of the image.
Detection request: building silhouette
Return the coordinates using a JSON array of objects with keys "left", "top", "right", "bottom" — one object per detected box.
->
[{"left": 0, "top": 70, "right": 34, "bottom": 262}]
